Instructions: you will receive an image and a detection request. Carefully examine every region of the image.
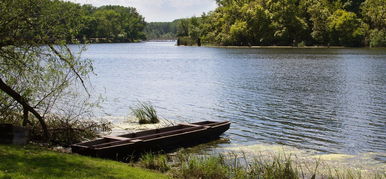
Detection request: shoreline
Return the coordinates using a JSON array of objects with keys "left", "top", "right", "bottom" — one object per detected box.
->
[
  {"left": 71, "top": 40, "right": 386, "bottom": 49},
  {"left": 180, "top": 43, "right": 386, "bottom": 49},
  {"left": 103, "top": 116, "right": 386, "bottom": 173},
  {"left": 204, "top": 45, "right": 347, "bottom": 49}
]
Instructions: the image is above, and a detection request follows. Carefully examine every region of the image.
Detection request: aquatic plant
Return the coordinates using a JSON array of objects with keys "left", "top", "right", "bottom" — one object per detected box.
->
[{"left": 130, "top": 101, "right": 160, "bottom": 124}]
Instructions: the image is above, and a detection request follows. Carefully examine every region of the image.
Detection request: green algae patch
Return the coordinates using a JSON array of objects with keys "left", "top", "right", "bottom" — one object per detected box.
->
[
  {"left": 313, "top": 153, "right": 355, "bottom": 161},
  {"left": 0, "top": 144, "right": 169, "bottom": 179}
]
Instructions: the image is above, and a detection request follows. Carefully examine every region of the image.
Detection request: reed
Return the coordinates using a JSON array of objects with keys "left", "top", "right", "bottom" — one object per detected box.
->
[
  {"left": 130, "top": 101, "right": 160, "bottom": 124},
  {"left": 136, "top": 150, "right": 385, "bottom": 179},
  {"left": 139, "top": 153, "right": 170, "bottom": 172}
]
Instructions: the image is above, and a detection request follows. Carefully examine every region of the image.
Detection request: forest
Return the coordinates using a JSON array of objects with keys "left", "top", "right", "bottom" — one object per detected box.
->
[
  {"left": 3, "top": 0, "right": 382, "bottom": 46},
  {"left": 175, "top": 0, "right": 385, "bottom": 47},
  {"left": 76, "top": 4, "right": 146, "bottom": 43}
]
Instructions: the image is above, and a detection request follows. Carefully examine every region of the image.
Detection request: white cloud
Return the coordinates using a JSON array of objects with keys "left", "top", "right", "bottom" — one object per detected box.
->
[{"left": 66, "top": 0, "right": 217, "bottom": 22}]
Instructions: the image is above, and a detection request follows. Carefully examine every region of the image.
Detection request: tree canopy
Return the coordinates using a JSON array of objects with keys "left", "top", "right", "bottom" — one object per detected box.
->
[
  {"left": 79, "top": 5, "right": 146, "bottom": 42},
  {"left": 0, "top": 0, "right": 110, "bottom": 142},
  {"left": 144, "top": 22, "right": 177, "bottom": 40},
  {"left": 174, "top": 0, "right": 386, "bottom": 47}
]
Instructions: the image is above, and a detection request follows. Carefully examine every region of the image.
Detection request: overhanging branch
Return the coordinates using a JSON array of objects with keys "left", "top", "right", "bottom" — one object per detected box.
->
[
  {"left": 0, "top": 77, "right": 49, "bottom": 140},
  {"left": 48, "top": 45, "right": 90, "bottom": 96}
]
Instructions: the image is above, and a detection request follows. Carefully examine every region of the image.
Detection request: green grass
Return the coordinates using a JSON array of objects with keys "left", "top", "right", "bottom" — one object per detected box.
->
[
  {"left": 139, "top": 153, "right": 170, "bottom": 172},
  {"left": 0, "top": 144, "right": 168, "bottom": 179}
]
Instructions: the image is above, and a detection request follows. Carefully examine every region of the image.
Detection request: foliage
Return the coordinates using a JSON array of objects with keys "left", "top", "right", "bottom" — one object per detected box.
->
[
  {"left": 171, "top": 0, "right": 385, "bottom": 47},
  {"left": 130, "top": 101, "right": 160, "bottom": 124},
  {"left": 176, "top": 19, "right": 191, "bottom": 37},
  {"left": 328, "top": 9, "right": 364, "bottom": 46},
  {"left": 2, "top": 92, "right": 112, "bottom": 146},
  {"left": 177, "top": 37, "right": 196, "bottom": 46},
  {"left": 0, "top": 145, "right": 168, "bottom": 179},
  {"left": 361, "top": 0, "right": 386, "bottom": 47},
  {"left": 0, "top": 0, "right": 111, "bottom": 143},
  {"left": 361, "top": 0, "right": 386, "bottom": 30},
  {"left": 79, "top": 5, "right": 146, "bottom": 42},
  {"left": 144, "top": 22, "right": 177, "bottom": 40},
  {"left": 306, "top": 0, "right": 333, "bottom": 45},
  {"left": 369, "top": 29, "right": 386, "bottom": 47}
]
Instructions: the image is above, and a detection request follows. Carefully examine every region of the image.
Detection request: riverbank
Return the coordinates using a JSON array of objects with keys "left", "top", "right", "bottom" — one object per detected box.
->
[
  {"left": 0, "top": 144, "right": 168, "bottom": 179},
  {"left": 136, "top": 146, "right": 386, "bottom": 179},
  {"left": 177, "top": 43, "right": 365, "bottom": 49},
  {"left": 204, "top": 45, "right": 347, "bottom": 49},
  {"left": 1, "top": 141, "right": 385, "bottom": 179}
]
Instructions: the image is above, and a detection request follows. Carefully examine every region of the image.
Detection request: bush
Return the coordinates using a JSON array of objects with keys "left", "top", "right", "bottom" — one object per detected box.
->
[
  {"left": 0, "top": 89, "right": 112, "bottom": 146},
  {"left": 32, "top": 115, "right": 111, "bottom": 146},
  {"left": 130, "top": 101, "right": 160, "bottom": 124},
  {"left": 0, "top": 112, "right": 111, "bottom": 146}
]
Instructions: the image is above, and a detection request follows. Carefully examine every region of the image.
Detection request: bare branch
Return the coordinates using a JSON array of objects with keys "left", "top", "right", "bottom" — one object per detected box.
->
[{"left": 48, "top": 45, "right": 90, "bottom": 96}]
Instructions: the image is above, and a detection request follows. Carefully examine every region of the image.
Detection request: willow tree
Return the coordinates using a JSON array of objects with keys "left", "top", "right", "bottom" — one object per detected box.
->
[{"left": 0, "top": 0, "right": 93, "bottom": 140}]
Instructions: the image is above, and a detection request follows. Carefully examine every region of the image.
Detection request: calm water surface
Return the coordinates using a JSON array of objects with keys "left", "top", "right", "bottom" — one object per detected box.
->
[{"left": 82, "top": 42, "right": 386, "bottom": 159}]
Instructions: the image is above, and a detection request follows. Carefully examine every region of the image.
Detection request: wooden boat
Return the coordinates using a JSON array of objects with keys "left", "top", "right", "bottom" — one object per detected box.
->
[{"left": 71, "top": 121, "right": 230, "bottom": 161}]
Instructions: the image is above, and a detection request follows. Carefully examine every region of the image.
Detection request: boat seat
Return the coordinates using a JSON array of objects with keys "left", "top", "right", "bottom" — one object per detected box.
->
[
  {"left": 130, "top": 139, "right": 143, "bottom": 142},
  {"left": 181, "top": 123, "right": 202, "bottom": 127},
  {"left": 91, "top": 138, "right": 143, "bottom": 149},
  {"left": 104, "top": 136, "right": 132, "bottom": 141},
  {"left": 137, "top": 126, "right": 204, "bottom": 140}
]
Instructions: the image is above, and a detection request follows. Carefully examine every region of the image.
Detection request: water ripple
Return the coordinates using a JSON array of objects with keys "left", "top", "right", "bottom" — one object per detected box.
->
[{"left": 79, "top": 42, "right": 386, "bottom": 160}]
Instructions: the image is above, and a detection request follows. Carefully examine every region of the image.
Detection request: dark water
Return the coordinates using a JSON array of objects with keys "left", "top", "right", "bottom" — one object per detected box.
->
[{"left": 82, "top": 42, "right": 386, "bottom": 157}]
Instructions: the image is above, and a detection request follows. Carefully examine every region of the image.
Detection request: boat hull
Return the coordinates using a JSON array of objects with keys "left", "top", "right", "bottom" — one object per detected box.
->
[{"left": 71, "top": 121, "right": 230, "bottom": 161}]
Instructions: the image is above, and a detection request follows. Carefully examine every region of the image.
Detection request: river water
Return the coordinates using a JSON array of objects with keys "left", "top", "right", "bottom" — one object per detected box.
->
[{"left": 80, "top": 41, "right": 386, "bottom": 164}]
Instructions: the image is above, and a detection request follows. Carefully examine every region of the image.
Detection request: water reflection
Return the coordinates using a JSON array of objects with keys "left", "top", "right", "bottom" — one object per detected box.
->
[{"left": 80, "top": 42, "right": 386, "bottom": 160}]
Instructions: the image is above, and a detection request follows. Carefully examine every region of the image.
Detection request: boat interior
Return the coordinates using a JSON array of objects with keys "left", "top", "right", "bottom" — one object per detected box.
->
[{"left": 74, "top": 121, "right": 227, "bottom": 148}]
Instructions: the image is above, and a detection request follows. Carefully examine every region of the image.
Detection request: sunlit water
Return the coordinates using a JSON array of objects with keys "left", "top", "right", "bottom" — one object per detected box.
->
[{"left": 78, "top": 42, "right": 386, "bottom": 165}]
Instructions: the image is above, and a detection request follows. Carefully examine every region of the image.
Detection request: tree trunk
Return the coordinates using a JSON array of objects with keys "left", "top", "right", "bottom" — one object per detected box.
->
[
  {"left": 0, "top": 78, "right": 49, "bottom": 141},
  {"left": 22, "top": 107, "right": 29, "bottom": 126}
]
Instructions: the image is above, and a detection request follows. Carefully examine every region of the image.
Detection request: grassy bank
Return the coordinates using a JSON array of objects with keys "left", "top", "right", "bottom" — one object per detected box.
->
[
  {"left": 1, "top": 144, "right": 384, "bottom": 179},
  {"left": 136, "top": 151, "right": 386, "bottom": 179},
  {"left": 0, "top": 145, "right": 168, "bottom": 179}
]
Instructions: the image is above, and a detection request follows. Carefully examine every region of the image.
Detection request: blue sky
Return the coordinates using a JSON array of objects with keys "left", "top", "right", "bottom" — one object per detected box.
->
[{"left": 66, "top": 0, "right": 217, "bottom": 22}]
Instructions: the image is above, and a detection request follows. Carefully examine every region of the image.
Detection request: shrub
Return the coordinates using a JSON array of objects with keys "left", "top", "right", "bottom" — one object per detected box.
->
[
  {"left": 0, "top": 112, "right": 111, "bottom": 146},
  {"left": 130, "top": 101, "right": 159, "bottom": 124}
]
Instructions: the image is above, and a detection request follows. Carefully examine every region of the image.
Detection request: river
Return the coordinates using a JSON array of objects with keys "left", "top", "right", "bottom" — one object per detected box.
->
[{"left": 79, "top": 41, "right": 386, "bottom": 165}]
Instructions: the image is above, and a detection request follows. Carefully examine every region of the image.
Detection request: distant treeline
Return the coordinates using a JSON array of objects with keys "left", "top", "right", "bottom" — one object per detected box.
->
[
  {"left": 144, "top": 22, "right": 177, "bottom": 40},
  {"left": 77, "top": 5, "right": 146, "bottom": 43},
  {"left": 8, "top": 0, "right": 383, "bottom": 46},
  {"left": 174, "top": 0, "right": 385, "bottom": 47},
  {"left": 3, "top": 1, "right": 148, "bottom": 43}
]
